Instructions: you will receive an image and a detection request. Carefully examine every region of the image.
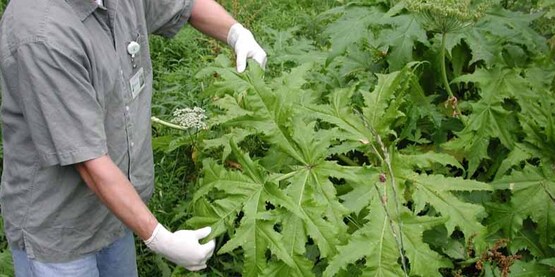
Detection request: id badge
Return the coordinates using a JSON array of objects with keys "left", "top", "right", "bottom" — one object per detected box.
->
[{"left": 129, "top": 67, "right": 145, "bottom": 99}]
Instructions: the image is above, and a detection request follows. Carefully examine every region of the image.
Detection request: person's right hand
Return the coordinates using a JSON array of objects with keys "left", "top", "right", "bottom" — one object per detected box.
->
[
  {"left": 227, "top": 23, "right": 267, "bottom": 73},
  {"left": 144, "top": 223, "right": 216, "bottom": 271}
]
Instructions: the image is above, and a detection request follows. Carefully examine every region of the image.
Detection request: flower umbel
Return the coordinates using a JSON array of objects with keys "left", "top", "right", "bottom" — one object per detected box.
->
[
  {"left": 405, "top": 0, "right": 490, "bottom": 33},
  {"left": 171, "top": 107, "right": 207, "bottom": 131}
]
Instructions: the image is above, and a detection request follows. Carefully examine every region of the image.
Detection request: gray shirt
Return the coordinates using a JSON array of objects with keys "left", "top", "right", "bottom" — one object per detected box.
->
[{"left": 0, "top": 0, "right": 193, "bottom": 262}]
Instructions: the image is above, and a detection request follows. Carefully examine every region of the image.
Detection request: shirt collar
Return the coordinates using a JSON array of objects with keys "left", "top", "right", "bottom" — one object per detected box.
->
[{"left": 64, "top": 0, "right": 100, "bottom": 21}]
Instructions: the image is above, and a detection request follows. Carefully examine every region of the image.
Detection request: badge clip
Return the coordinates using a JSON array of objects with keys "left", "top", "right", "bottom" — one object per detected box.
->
[{"left": 127, "top": 41, "right": 140, "bottom": 68}]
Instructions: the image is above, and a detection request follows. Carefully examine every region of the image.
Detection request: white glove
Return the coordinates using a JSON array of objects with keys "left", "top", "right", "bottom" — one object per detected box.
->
[
  {"left": 227, "top": 23, "right": 267, "bottom": 73},
  {"left": 144, "top": 223, "right": 216, "bottom": 271}
]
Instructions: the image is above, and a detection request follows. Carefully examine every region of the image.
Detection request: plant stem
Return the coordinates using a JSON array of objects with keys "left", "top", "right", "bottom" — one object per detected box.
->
[
  {"left": 337, "top": 154, "right": 358, "bottom": 166},
  {"left": 440, "top": 33, "right": 453, "bottom": 99},
  {"left": 354, "top": 109, "right": 409, "bottom": 277},
  {"left": 373, "top": 183, "right": 408, "bottom": 277},
  {"left": 440, "top": 32, "right": 464, "bottom": 121},
  {"left": 374, "top": 133, "right": 409, "bottom": 277},
  {"left": 151, "top": 116, "right": 188, "bottom": 131}
]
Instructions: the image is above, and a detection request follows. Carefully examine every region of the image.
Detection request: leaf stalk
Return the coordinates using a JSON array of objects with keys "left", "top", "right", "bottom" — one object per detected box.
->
[{"left": 151, "top": 116, "right": 188, "bottom": 131}]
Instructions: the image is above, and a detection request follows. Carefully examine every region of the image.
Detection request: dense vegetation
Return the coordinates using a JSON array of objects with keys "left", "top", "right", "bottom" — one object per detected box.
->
[{"left": 1, "top": 0, "right": 555, "bottom": 276}]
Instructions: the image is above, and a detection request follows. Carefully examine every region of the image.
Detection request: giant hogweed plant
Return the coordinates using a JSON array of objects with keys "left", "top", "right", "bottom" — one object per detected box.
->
[
  {"left": 188, "top": 59, "right": 492, "bottom": 277},
  {"left": 177, "top": 1, "right": 555, "bottom": 276}
]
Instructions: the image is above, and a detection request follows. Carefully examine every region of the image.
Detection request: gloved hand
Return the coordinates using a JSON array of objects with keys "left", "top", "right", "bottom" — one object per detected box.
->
[
  {"left": 144, "top": 223, "right": 216, "bottom": 271},
  {"left": 227, "top": 23, "right": 267, "bottom": 73}
]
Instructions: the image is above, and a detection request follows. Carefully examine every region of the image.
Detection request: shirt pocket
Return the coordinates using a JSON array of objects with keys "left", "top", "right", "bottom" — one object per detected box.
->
[{"left": 124, "top": 27, "right": 151, "bottom": 101}]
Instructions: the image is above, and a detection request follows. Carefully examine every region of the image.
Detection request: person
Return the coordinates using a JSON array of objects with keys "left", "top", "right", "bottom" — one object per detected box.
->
[{"left": 0, "top": 0, "right": 267, "bottom": 275}]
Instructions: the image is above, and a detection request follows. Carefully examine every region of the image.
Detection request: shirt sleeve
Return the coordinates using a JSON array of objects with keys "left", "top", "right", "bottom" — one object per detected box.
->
[
  {"left": 14, "top": 41, "right": 107, "bottom": 167},
  {"left": 142, "top": 0, "right": 195, "bottom": 37}
]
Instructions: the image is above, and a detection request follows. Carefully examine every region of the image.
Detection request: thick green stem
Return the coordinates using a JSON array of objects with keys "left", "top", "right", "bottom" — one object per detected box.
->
[
  {"left": 440, "top": 33, "right": 454, "bottom": 99},
  {"left": 440, "top": 32, "right": 464, "bottom": 121}
]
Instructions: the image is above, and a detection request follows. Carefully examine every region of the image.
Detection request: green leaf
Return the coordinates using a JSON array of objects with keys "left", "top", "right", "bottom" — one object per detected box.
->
[
  {"left": 462, "top": 28, "right": 499, "bottom": 67},
  {"left": 401, "top": 169, "right": 491, "bottom": 241},
  {"left": 511, "top": 225, "right": 548, "bottom": 258},
  {"left": 324, "top": 197, "right": 405, "bottom": 277},
  {"left": 398, "top": 151, "right": 463, "bottom": 171},
  {"left": 443, "top": 131, "right": 490, "bottom": 177},
  {"left": 492, "top": 163, "right": 555, "bottom": 252},
  {"left": 204, "top": 64, "right": 310, "bottom": 164},
  {"left": 362, "top": 70, "right": 409, "bottom": 136},
  {"left": 265, "top": 27, "right": 326, "bottom": 66},
  {"left": 204, "top": 142, "right": 301, "bottom": 276},
  {"left": 465, "top": 101, "right": 515, "bottom": 149},
  {"left": 284, "top": 167, "right": 345, "bottom": 259},
  {"left": 494, "top": 144, "right": 533, "bottom": 179},
  {"left": 307, "top": 67, "right": 417, "bottom": 147},
  {"left": 325, "top": 199, "right": 451, "bottom": 277},
  {"left": 519, "top": 101, "right": 555, "bottom": 162},
  {"left": 203, "top": 128, "right": 252, "bottom": 161},
  {"left": 262, "top": 256, "right": 315, "bottom": 277},
  {"left": 484, "top": 203, "right": 524, "bottom": 242},
  {"left": 340, "top": 167, "right": 381, "bottom": 214},
  {"left": 453, "top": 66, "right": 529, "bottom": 104},
  {"left": 448, "top": 66, "right": 528, "bottom": 175},
  {"left": 461, "top": 8, "right": 548, "bottom": 67},
  {"left": 400, "top": 213, "right": 452, "bottom": 276},
  {"left": 270, "top": 63, "right": 316, "bottom": 103},
  {"left": 305, "top": 87, "right": 373, "bottom": 144},
  {"left": 210, "top": 94, "right": 253, "bottom": 126},
  {"left": 399, "top": 77, "right": 445, "bottom": 141},
  {"left": 540, "top": 257, "right": 555, "bottom": 267},
  {"left": 195, "top": 55, "right": 251, "bottom": 97},
  {"left": 189, "top": 159, "right": 251, "bottom": 237},
  {"left": 378, "top": 14, "right": 429, "bottom": 70},
  {"left": 509, "top": 261, "right": 554, "bottom": 277},
  {"left": 323, "top": 5, "right": 383, "bottom": 57}
]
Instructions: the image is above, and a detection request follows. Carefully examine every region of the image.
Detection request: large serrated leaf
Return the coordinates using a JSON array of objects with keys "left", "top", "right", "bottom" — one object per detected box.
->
[
  {"left": 401, "top": 171, "right": 491, "bottom": 242},
  {"left": 492, "top": 164, "right": 555, "bottom": 252},
  {"left": 378, "top": 14, "right": 429, "bottom": 70},
  {"left": 324, "top": 197, "right": 405, "bottom": 277},
  {"left": 323, "top": 5, "right": 384, "bottom": 57}
]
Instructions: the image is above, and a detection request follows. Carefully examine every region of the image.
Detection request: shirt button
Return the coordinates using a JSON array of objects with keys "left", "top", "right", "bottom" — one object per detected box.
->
[
  {"left": 130, "top": 142, "right": 135, "bottom": 147},
  {"left": 125, "top": 106, "right": 129, "bottom": 111}
]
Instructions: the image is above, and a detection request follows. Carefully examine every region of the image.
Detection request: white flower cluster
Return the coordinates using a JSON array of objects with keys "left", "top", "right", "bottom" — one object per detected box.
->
[
  {"left": 171, "top": 107, "right": 207, "bottom": 130},
  {"left": 406, "top": 0, "right": 490, "bottom": 33}
]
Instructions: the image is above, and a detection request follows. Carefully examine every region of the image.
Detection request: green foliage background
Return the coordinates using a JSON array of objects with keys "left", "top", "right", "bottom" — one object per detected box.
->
[{"left": 1, "top": 0, "right": 555, "bottom": 276}]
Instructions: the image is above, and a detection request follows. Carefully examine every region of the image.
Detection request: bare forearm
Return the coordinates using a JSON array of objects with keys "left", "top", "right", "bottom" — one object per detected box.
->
[
  {"left": 189, "top": 0, "right": 237, "bottom": 42},
  {"left": 76, "top": 155, "right": 158, "bottom": 240}
]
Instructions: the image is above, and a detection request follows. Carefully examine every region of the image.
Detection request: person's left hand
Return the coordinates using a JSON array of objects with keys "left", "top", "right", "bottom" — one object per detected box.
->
[{"left": 227, "top": 23, "right": 267, "bottom": 73}]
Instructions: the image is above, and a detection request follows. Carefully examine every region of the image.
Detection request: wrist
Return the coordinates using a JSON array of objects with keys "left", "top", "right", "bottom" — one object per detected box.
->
[
  {"left": 137, "top": 215, "right": 159, "bottom": 241},
  {"left": 144, "top": 223, "right": 164, "bottom": 245}
]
